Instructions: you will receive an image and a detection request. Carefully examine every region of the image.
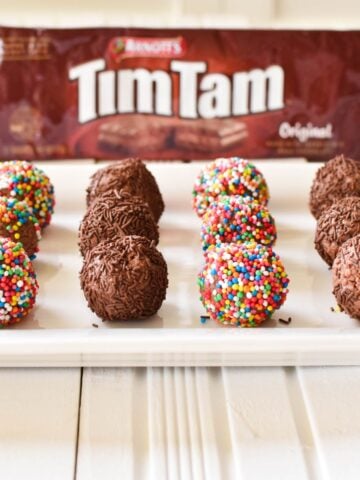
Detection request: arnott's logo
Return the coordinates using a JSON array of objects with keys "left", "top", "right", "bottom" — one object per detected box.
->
[
  {"left": 69, "top": 59, "right": 285, "bottom": 124},
  {"left": 108, "top": 36, "right": 186, "bottom": 62}
]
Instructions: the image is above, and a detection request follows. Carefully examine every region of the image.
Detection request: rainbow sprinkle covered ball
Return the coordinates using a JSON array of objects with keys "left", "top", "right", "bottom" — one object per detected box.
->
[
  {"left": 0, "top": 238, "right": 38, "bottom": 326},
  {"left": 0, "top": 197, "right": 41, "bottom": 259},
  {"left": 192, "top": 157, "right": 269, "bottom": 217},
  {"left": 201, "top": 196, "right": 277, "bottom": 251},
  {"left": 0, "top": 161, "right": 55, "bottom": 229},
  {"left": 198, "top": 242, "right": 289, "bottom": 327}
]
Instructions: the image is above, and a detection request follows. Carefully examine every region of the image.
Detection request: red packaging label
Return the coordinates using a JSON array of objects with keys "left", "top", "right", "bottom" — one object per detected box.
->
[{"left": 0, "top": 27, "right": 358, "bottom": 161}]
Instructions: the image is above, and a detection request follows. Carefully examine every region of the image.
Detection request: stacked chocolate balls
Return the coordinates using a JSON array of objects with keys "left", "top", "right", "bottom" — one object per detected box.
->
[
  {"left": 0, "top": 160, "right": 55, "bottom": 326},
  {"left": 79, "top": 158, "right": 168, "bottom": 322},
  {"left": 193, "top": 157, "right": 290, "bottom": 327},
  {"left": 311, "top": 154, "right": 360, "bottom": 319}
]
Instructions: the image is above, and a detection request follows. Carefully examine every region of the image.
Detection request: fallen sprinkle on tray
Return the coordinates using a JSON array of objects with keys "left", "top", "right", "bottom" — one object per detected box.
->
[
  {"left": 279, "top": 317, "right": 292, "bottom": 325},
  {"left": 334, "top": 305, "right": 343, "bottom": 313},
  {"left": 92, "top": 323, "right": 99, "bottom": 328},
  {"left": 200, "top": 315, "right": 210, "bottom": 324}
]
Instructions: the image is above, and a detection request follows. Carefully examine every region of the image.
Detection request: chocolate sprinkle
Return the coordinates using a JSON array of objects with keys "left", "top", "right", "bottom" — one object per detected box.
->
[
  {"left": 78, "top": 189, "right": 159, "bottom": 257},
  {"left": 310, "top": 154, "right": 360, "bottom": 219},
  {"left": 279, "top": 317, "right": 292, "bottom": 324},
  {"left": 80, "top": 235, "right": 168, "bottom": 322},
  {"left": 86, "top": 158, "right": 164, "bottom": 222},
  {"left": 315, "top": 196, "right": 360, "bottom": 266}
]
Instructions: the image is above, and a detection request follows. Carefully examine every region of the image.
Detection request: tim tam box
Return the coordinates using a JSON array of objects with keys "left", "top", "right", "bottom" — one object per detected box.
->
[{"left": 0, "top": 27, "right": 358, "bottom": 160}]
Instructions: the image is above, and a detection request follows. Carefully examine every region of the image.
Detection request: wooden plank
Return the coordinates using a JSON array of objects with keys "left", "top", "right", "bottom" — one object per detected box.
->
[
  {"left": 76, "top": 367, "right": 149, "bottom": 480},
  {"left": 0, "top": 368, "right": 81, "bottom": 480},
  {"left": 222, "top": 367, "right": 312, "bottom": 479},
  {"left": 77, "top": 367, "right": 234, "bottom": 480},
  {"left": 299, "top": 366, "right": 360, "bottom": 480},
  {"left": 77, "top": 366, "right": 324, "bottom": 479}
]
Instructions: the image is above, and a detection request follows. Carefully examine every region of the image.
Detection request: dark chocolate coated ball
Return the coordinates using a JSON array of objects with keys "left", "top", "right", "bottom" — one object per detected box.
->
[
  {"left": 315, "top": 196, "right": 360, "bottom": 266},
  {"left": 310, "top": 155, "right": 360, "bottom": 219},
  {"left": 333, "top": 234, "right": 360, "bottom": 320},
  {"left": 86, "top": 159, "right": 164, "bottom": 222},
  {"left": 79, "top": 190, "right": 159, "bottom": 257},
  {"left": 80, "top": 235, "right": 168, "bottom": 322}
]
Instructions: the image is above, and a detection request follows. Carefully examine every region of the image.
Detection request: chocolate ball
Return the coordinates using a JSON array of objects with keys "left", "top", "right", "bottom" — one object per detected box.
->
[
  {"left": 0, "top": 238, "right": 38, "bottom": 326},
  {"left": 80, "top": 236, "right": 168, "bottom": 322},
  {"left": 198, "top": 242, "right": 289, "bottom": 327},
  {"left": 310, "top": 154, "right": 360, "bottom": 219},
  {"left": 192, "top": 157, "right": 269, "bottom": 217},
  {"left": 333, "top": 234, "right": 360, "bottom": 320},
  {"left": 86, "top": 159, "right": 164, "bottom": 222},
  {"left": 315, "top": 196, "right": 360, "bottom": 266},
  {"left": 79, "top": 190, "right": 159, "bottom": 257},
  {"left": 201, "top": 195, "right": 277, "bottom": 251},
  {"left": 0, "top": 160, "right": 55, "bottom": 229},
  {"left": 0, "top": 196, "right": 41, "bottom": 258}
]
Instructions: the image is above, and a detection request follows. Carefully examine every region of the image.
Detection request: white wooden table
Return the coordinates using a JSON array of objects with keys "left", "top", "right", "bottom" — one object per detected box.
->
[{"left": 1, "top": 366, "right": 359, "bottom": 480}]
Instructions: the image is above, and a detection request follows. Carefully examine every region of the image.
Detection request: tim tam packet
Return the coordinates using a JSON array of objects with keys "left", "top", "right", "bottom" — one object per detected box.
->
[{"left": 0, "top": 27, "right": 359, "bottom": 161}]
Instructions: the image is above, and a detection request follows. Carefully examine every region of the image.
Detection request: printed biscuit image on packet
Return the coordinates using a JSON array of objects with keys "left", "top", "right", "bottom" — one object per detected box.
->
[
  {"left": 97, "top": 115, "right": 173, "bottom": 154},
  {"left": 173, "top": 119, "right": 248, "bottom": 152}
]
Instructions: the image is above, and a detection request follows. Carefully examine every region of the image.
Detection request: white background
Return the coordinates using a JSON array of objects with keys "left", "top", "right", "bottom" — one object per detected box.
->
[{"left": 0, "top": 0, "right": 358, "bottom": 29}]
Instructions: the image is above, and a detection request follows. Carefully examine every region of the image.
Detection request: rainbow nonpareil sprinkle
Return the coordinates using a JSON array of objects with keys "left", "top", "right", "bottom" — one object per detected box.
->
[
  {"left": 0, "top": 196, "right": 41, "bottom": 258},
  {"left": 0, "top": 238, "right": 38, "bottom": 326},
  {"left": 198, "top": 242, "right": 289, "bottom": 327},
  {"left": 201, "top": 195, "right": 277, "bottom": 251},
  {"left": 0, "top": 161, "right": 55, "bottom": 228},
  {"left": 192, "top": 157, "right": 269, "bottom": 217}
]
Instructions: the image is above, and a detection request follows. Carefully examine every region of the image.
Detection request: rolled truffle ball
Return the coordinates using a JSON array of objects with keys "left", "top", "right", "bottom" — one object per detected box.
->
[
  {"left": 0, "top": 238, "right": 38, "bottom": 326},
  {"left": 79, "top": 190, "right": 159, "bottom": 257},
  {"left": 86, "top": 159, "right": 164, "bottom": 222},
  {"left": 80, "top": 236, "right": 168, "bottom": 321},
  {"left": 333, "top": 234, "right": 360, "bottom": 320},
  {"left": 310, "top": 154, "right": 360, "bottom": 219},
  {"left": 192, "top": 157, "right": 269, "bottom": 217},
  {"left": 198, "top": 242, "right": 289, "bottom": 327},
  {"left": 0, "top": 160, "right": 55, "bottom": 228},
  {"left": 201, "top": 195, "right": 276, "bottom": 251},
  {"left": 0, "top": 196, "right": 41, "bottom": 259},
  {"left": 315, "top": 196, "right": 360, "bottom": 266}
]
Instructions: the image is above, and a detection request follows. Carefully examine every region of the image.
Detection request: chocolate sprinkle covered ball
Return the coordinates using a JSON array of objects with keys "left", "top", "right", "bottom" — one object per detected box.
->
[
  {"left": 79, "top": 190, "right": 159, "bottom": 257},
  {"left": 309, "top": 154, "right": 360, "bottom": 219},
  {"left": 0, "top": 238, "right": 38, "bottom": 326},
  {"left": 333, "top": 234, "right": 360, "bottom": 320},
  {"left": 0, "top": 196, "right": 41, "bottom": 259},
  {"left": 198, "top": 242, "right": 289, "bottom": 327},
  {"left": 315, "top": 196, "right": 360, "bottom": 266},
  {"left": 0, "top": 160, "right": 55, "bottom": 228},
  {"left": 201, "top": 195, "right": 276, "bottom": 251},
  {"left": 80, "top": 236, "right": 168, "bottom": 322},
  {"left": 86, "top": 159, "right": 164, "bottom": 222},
  {"left": 192, "top": 157, "right": 269, "bottom": 217}
]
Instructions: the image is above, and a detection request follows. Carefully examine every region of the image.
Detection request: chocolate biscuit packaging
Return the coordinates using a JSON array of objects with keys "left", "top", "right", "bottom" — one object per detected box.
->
[{"left": 0, "top": 27, "right": 358, "bottom": 161}]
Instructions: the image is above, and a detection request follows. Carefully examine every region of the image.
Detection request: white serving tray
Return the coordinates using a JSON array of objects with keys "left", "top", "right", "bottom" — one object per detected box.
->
[{"left": 1, "top": 159, "right": 360, "bottom": 367}]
